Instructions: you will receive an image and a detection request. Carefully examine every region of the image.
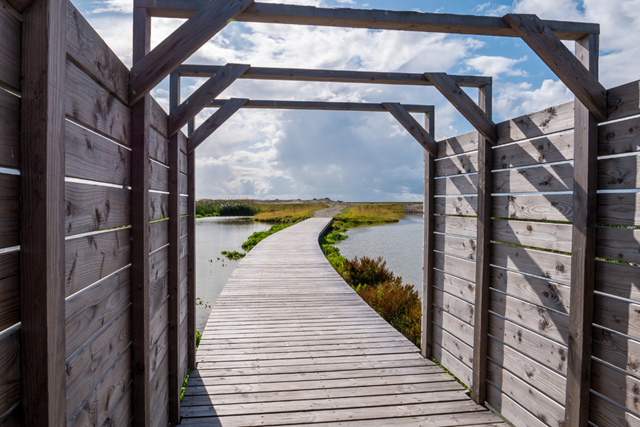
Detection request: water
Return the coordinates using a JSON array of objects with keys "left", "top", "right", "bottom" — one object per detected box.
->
[
  {"left": 335, "top": 215, "right": 424, "bottom": 296},
  {"left": 195, "top": 217, "right": 271, "bottom": 330}
]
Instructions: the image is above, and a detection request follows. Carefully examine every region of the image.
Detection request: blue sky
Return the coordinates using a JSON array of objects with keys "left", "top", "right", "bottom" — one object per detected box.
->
[{"left": 72, "top": 0, "right": 640, "bottom": 201}]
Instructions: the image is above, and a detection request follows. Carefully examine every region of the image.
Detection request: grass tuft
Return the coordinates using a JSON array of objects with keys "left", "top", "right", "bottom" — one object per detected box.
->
[{"left": 334, "top": 204, "right": 404, "bottom": 225}]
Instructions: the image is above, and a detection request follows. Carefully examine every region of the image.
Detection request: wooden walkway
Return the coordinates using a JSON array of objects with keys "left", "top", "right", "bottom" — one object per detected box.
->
[{"left": 179, "top": 218, "right": 506, "bottom": 426}]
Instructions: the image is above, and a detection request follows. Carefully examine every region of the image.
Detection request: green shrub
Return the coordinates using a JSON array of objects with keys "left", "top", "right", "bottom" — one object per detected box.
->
[{"left": 221, "top": 250, "right": 246, "bottom": 260}]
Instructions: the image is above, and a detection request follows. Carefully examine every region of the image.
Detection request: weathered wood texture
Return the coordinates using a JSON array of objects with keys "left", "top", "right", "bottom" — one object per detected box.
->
[
  {"left": 422, "top": 113, "right": 435, "bottom": 359},
  {"left": 140, "top": 0, "right": 598, "bottom": 39},
  {"left": 20, "top": 0, "right": 67, "bottom": 423},
  {"left": 177, "top": 219, "right": 504, "bottom": 426},
  {"left": 433, "top": 77, "right": 640, "bottom": 427}
]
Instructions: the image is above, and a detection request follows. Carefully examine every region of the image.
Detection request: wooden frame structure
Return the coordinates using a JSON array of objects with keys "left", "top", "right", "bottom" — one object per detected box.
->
[{"left": 5, "top": 0, "right": 638, "bottom": 425}]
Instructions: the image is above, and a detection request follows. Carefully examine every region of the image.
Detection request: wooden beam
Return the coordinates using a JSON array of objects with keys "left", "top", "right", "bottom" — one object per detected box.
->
[
  {"left": 425, "top": 72, "right": 497, "bottom": 144},
  {"left": 421, "top": 112, "right": 435, "bottom": 359},
  {"left": 178, "top": 64, "right": 492, "bottom": 88},
  {"left": 503, "top": 14, "right": 607, "bottom": 122},
  {"left": 187, "top": 118, "right": 197, "bottom": 371},
  {"left": 471, "top": 84, "right": 492, "bottom": 406},
  {"left": 129, "top": 0, "right": 254, "bottom": 105},
  {"left": 131, "top": 6, "right": 152, "bottom": 426},
  {"left": 168, "top": 63, "right": 250, "bottom": 136},
  {"left": 19, "top": 0, "right": 66, "bottom": 422},
  {"left": 188, "top": 98, "right": 247, "bottom": 153},
  {"left": 383, "top": 102, "right": 437, "bottom": 157},
  {"left": 138, "top": 0, "right": 599, "bottom": 40},
  {"left": 208, "top": 99, "right": 434, "bottom": 113},
  {"left": 168, "top": 70, "right": 181, "bottom": 424},
  {"left": 564, "top": 34, "right": 599, "bottom": 427}
]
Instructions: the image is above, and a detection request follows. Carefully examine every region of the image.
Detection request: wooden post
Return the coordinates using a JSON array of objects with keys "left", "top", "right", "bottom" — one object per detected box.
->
[
  {"left": 131, "top": 5, "right": 152, "bottom": 426},
  {"left": 564, "top": 34, "right": 599, "bottom": 427},
  {"left": 187, "top": 118, "right": 197, "bottom": 370},
  {"left": 19, "top": 0, "right": 67, "bottom": 423},
  {"left": 421, "top": 111, "right": 435, "bottom": 358},
  {"left": 168, "top": 70, "right": 182, "bottom": 424},
  {"left": 472, "top": 84, "right": 492, "bottom": 404}
]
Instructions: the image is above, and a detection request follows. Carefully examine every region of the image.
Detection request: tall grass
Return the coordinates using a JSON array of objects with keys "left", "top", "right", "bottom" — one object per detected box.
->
[
  {"left": 334, "top": 204, "right": 404, "bottom": 225},
  {"left": 254, "top": 203, "right": 327, "bottom": 224},
  {"left": 319, "top": 223, "right": 421, "bottom": 348},
  {"left": 196, "top": 199, "right": 260, "bottom": 217}
]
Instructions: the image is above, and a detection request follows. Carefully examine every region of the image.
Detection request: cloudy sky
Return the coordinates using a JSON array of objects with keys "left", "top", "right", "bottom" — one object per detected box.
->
[{"left": 73, "top": 0, "right": 640, "bottom": 201}]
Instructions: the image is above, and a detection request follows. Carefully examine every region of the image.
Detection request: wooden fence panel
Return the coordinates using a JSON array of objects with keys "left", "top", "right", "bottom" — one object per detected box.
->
[
  {"left": 65, "top": 182, "right": 131, "bottom": 237},
  {"left": 0, "top": 327, "right": 20, "bottom": 421},
  {"left": 65, "top": 228, "right": 130, "bottom": 297},
  {"left": 65, "top": 121, "right": 131, "bottom": 186},
  {"left": 0, "top": 173, "right": 19, "bottom": 251},
  {"left": 0, "top": 6, "right": 20, "bottom": 93},
  {"left": 65, "top": 60, "right": 131, "bottom": 145},
  {"left": 0, "top": 89, "right": 20, "bottom": 170}
]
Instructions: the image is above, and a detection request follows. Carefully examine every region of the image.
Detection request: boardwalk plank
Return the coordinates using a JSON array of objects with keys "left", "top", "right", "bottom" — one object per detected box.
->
[{"left": 178, "top": 218, "right": 504, "bottom": 426}]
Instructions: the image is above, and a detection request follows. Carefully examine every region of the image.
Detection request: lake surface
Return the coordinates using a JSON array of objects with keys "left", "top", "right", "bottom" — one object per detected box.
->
[
  {"left": 195, "top": 217, "right": 271, "bottom": 330},
  {"left": 195, "top": 215, "right": 424, "bottom": 331},
  {"left": 335, "top": 215, "right": 424, "bottom": 297}
]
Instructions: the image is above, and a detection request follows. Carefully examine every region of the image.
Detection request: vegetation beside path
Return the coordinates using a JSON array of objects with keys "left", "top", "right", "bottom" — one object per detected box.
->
[
  {"left": 320, "top": 221, "right": 422, "bottom": 348},
  {"left": 334, "top": 203, "right": 405, "bottom": 225}
]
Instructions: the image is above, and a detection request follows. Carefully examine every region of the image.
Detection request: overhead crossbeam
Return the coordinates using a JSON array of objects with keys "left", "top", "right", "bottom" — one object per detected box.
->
[
  {"left": 178, "top": 64, "right": 492, "bottom": 88},
  {"left": 504, "top": 14, "right": 607, "bottom": 122},
  {"left": 425, "top": 72, "right": 497, "bottom": 144},
  {"left": 129, "top": 0, "right": 254, "bottom": 105},
  {"left": 208, "top": 99, "right": 434, "bottom": 113},
  {"left": 383, "top": 103, "right": 437, "bottom": 157},
  {"left": 168, "top": 63, "right": 250, "bottom": 136},
  {"left": 188, "top": 98, "right": 248, "bottom": 153},
  {"left": 138, "top": 0, "right": 598, "bottom": 40}
]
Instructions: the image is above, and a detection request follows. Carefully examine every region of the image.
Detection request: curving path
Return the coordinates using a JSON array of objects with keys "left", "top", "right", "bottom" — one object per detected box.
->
[{"left": 178, "top": 218, "right": 505, "bottom": 426}]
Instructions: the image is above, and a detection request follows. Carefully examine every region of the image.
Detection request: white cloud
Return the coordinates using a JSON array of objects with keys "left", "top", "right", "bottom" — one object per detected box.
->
[
  {"left": 475, "top": 2, "right": 510, "bottom": 16},
  {"left": 465, "top": 55, "right": 527, "bottom": 78},
  {"left": 494, "top": 79, "right": 573, "bottom": 119}
]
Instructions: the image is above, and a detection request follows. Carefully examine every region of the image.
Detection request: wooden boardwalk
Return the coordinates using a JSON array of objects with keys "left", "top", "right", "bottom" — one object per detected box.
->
[{"left": 179, "top": 218, "right": 506, "bottom": 426}]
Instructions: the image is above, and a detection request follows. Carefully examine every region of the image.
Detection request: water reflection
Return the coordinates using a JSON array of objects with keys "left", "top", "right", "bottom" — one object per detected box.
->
[
  {"left": 195, "top": 217, "right": 270, "bottom": 330},
  {"left": 336, "top": 215, "right": 424, "bottom": 296}
]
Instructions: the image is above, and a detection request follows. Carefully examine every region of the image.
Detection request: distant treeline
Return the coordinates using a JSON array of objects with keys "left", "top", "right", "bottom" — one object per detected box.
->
[{"left": 196, "top": 199, "right": 260, "bottom": 217}]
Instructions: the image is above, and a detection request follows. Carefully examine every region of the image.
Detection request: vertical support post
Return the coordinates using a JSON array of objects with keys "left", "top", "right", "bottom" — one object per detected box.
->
[
  {"left": 19, "top": 0, "right": 66, "bottom": 423},
  {"left": 421, "top": 112, "right": 435, "bottom": 358},
  {"left": 168, "top": 71, "right": 181, "bottom": 424},
  {"left": 564, "top": 34, "right": 599, "bottom": 427},
  {"left": 472, "top": 84, "right": 493, "bottom": 404},
  {"left": 187, "top": 118, "right": 197, "bottom": 370},
  {"left": 131, "top": 5, "right": 152, "bottom": 426}
]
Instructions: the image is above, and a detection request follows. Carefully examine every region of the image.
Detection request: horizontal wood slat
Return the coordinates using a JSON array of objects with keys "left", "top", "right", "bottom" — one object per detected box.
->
[
  {"left": 491, "top": 219, "right": 572, "bottom": 252},
  {"left": 65, "top": 120, "right": 132, "bottom": 186},
  {"left": 150, "top": 192, "right": 169, "bottom": 222},
  {"left": 487, "top": 383, "right": 548, "bottom": 427},
  {"left": 433, "top": 287, "right": 475, "bottom": 326},
  {"left": 495, "top": 101, "right": 574, "bottom": 145},
  {"left": 493, "top": 193, "right": 573, "bottom": 222},
  {"left": 493, "top": 131, "right": 574, "bottom": 170},
  {"left": 149, "top": 219, "right": 169, "bottom": 253},
  {"left": 491, "top": 243, "right": 571, "bottom": 285},
  {"left": 598, "top": 154, "right": 640, "bottom": 190},
  {"left": 592, "top": 325, "right": 640, "bottom": 381},
  {"left": 65, "top": 228, "right": 131, "bottom": 297},
  {"left": 0, "top": 89, "right": 19, "bottom": 170},
  {"left": 65, "top": 60, "right": 131, "bottom": 146},
  {"left": 597, "top": 192, "right": 640, "bottom": 226},
  {"left": 150, "top": 159, "right": 169, "bottom": 192},
  {"left": 591, "top": 358, "right": 640, "bottom": 416},
  {"left": 432, "top": 324, "right": 473, "bottom": 369},
  {"left": 65, "top": 181, "right": 131, "bottom": 236},
  {"left": 599, "top": 116, "right": 640, "bottom": 156},
  {"left": 597, "top": 227, "right": 640, "bottom": 265},
  {"left": 607, "top": 79, "right": 640, "bottom": 121},
  {"left": 434, "top": 215, "right": 476, "bottom": 238},
  {"left": 433, "top": 252, "right": 476, "bottom": 283}
]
